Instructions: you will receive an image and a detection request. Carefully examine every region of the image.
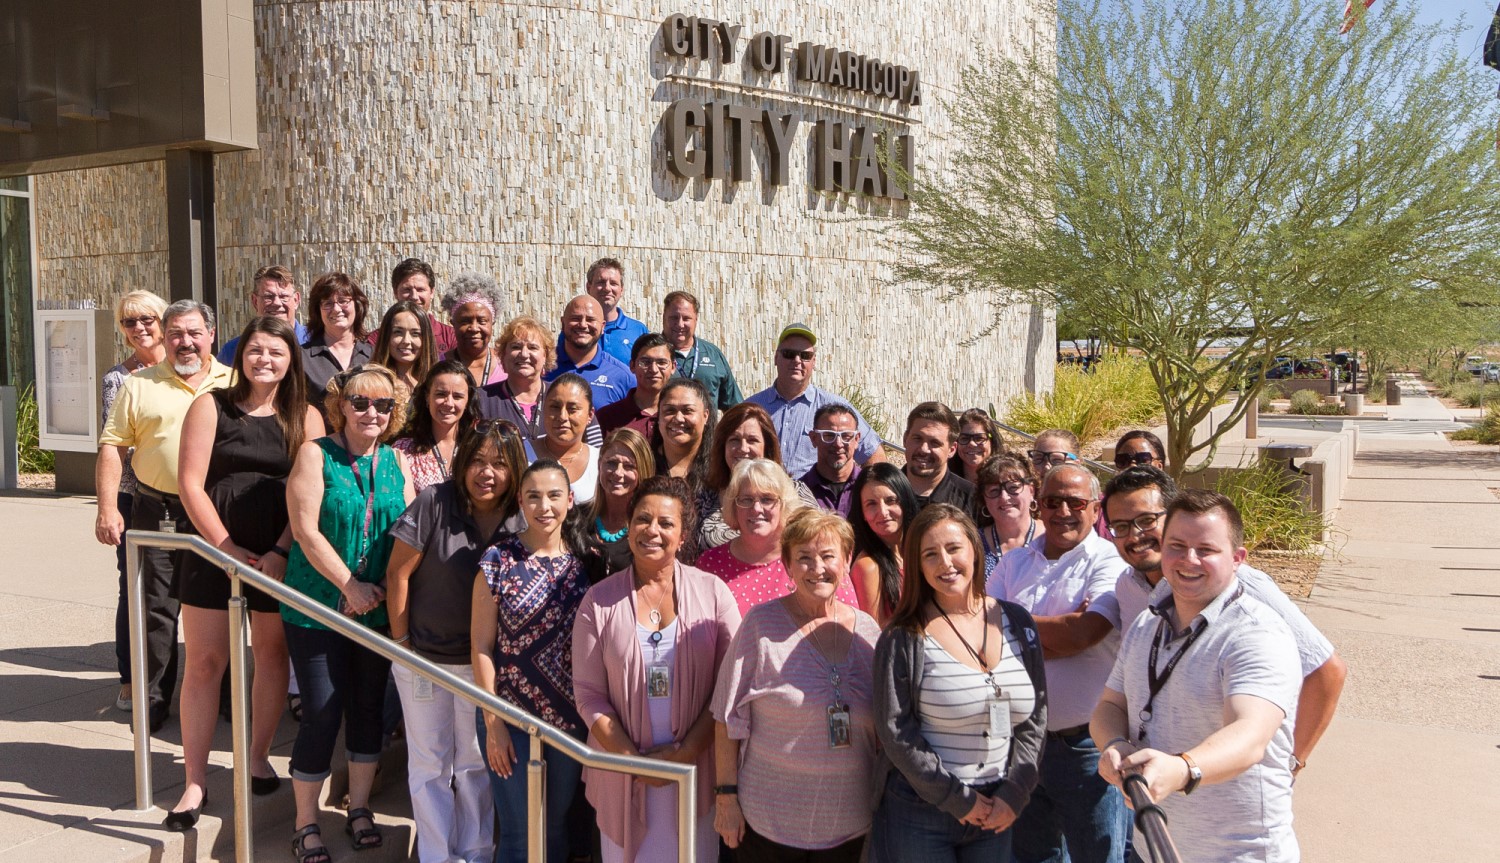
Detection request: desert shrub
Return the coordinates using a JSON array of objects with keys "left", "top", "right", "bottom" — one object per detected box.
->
[
  {"left": 16, "top": 385, "right": 54, "bottom": 474},
  {"left": 837, "top": 383, "right": 891, "bottom": 443},
  {"left": 1451, "top": 406, "right": 1500, "bottom": 444},
  {"left": 1256, "top": 384, "right": 1283, "bottom": 412},
  {"left": 1216, "top": 461, "right": 1325, "bottom": 552},
  {"left": 1003, "top": 355, "right": 1163, "bottom": 445}
]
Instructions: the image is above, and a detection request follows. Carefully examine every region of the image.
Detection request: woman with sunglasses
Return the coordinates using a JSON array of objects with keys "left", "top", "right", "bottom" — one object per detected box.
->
[
  {"left": 102, "top": 289, "right": 169, "bottom": 714},
  {"left": 393, "top": 360, "right": 480, "bottom": 495},
  {"left": 284, "top": 364, "right": 414, "bottom": 862},
  {"left": 949, "top": 409, "right": 1005, "bottom": 486},
  {"left": 849, "top": 464, "right": 921, "bottom": 625},
  {"left": 384, "top": 420, "right": 527, "bottom": 863},
  {"left": 972, "top": 455, "right": 1045, "bottom": 577},
  {"left": 1112, "top": 430, "right": 1166, "bottom": 472}
]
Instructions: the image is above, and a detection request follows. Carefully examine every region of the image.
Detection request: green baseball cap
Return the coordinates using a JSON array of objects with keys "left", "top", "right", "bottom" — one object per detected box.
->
[{"left": 777, "top": 322, "right": 817, "bottom": 346}]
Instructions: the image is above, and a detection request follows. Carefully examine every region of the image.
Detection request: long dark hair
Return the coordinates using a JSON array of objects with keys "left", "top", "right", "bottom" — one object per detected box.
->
[
  {"left": 948, "top": 407, "right": 1004, "bottom": 479},
  {"left": 403, "top": 360, "right": 479, "bottom": 453},
  {"left": 849, "top": 462, "right": 919, "bottom": 613},
  {"left": 451, "top": 418, "right": 527, "bottom": 520},
  {"left": 227, "top": 316, "right": 307, "bottom": 458},
  {"left": 889, "top": 504, "right": 987, "bottom": 633},
  {"left": 519, "top": 458, "right": 595, "bottom": 558},
  {"left": 650, "top": 378, "right": 717, "bottom": 495},
  {"left": 372, "top": 300, "right": 436, "bottom": 383}
]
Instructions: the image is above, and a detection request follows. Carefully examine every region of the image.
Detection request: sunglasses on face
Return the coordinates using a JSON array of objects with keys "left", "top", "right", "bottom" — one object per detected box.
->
[
  {"left": 1028, "top": 450, "right": 1078, "bottom": 467},
  {"left": 1038, "top": 495, "right": 1091, "bottom": 512},
  {"left": 779, "top": 349, "right": 815, "bottom": 362},
  {"left": 983, "top": 481, "right": 1028, "bottom": 500},
  {"left": 1114, "top": 451, "right": 1159, "bottom": 469},
  {"left": 345, "top": 395, "right": 396, "bottom": 415},
  {"left": 1107, "top": 511, "right": 1166, "bottom": 537},
  {"left": 120, "top": 315, "right": 158, "bottom": 329},
  {"left": 810, "top": 429, "right": 858, "bottom": 444},
  {"left": 957, "top": 433, "right": 990, "bottom": 446}
]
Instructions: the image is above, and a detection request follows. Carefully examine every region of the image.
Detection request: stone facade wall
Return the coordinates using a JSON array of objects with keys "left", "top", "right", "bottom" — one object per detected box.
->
[{"left": 33, "top": 0, "right": 1054, "bottom": 433}]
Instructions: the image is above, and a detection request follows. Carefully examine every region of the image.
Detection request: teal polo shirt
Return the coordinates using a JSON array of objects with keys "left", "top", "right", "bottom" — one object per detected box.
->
[{"left": 671, "top": 337, "right": 742, "bottom": 412}]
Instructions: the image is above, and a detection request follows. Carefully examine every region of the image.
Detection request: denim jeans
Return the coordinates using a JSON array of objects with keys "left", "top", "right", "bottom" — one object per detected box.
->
[
  {"left": 283, "top": 621, "right": 391, "bottom": 781},
  {"left": 870, "top": 771, "right": 1012, "bottom": 863},
  {"left": 1010, "top": 730, "right": 1128, "bottom": 863},
  {"left": 477, "top": 711, "right": 585, "bottom": 863}
]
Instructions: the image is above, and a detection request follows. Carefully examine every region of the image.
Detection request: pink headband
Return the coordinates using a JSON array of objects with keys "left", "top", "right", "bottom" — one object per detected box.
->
[{"left": 454, "top": 292, "right": 496, "bottom": 319}]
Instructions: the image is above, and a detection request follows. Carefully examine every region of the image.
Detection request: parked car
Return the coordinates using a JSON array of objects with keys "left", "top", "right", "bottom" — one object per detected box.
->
[
  {"left": 1265, "top": 358, "right": 1328, "bottom": 379},
  {"left": 1483, "top": 363, "right": 1500, "bottom": 384},
  {"left": 1464, "top": 356, "right": 1488, "bottom": 376}
]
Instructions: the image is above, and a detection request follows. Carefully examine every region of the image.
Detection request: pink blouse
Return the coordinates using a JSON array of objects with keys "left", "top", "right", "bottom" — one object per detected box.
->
[
  {"left": 572, "top": 563, "right": 742, "bottom": 862},
  {"left": 697, "top": 542, "right": 861, "bottom": 616},
  {"left": 391, "top": 437, "right": 450, "bottom": 494}
]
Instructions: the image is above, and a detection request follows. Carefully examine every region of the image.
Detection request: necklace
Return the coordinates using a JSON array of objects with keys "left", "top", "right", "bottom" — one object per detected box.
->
[
  {"left": 789, "top": 600, "right": 848, "bottom": 687},
  {"left": 596, "top": 518, "right": 627, "bottom": 543},
  {"left": 637, "top": 573, "right": 673, "bottom": 644}
]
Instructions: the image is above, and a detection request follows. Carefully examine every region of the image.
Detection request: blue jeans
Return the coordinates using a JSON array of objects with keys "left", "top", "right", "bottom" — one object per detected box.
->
[
  {"left": 283, "top": 622, "right": 391, "bottom": 781},
  {"left": 871, "top": 771, "right": 1013, "bottom": 863},
  {"left": 477, "top": 710, "right": 585, "bottom": 863},
  {"left": 1010, "top": 730, "right": 1128, "bottom": 863}
]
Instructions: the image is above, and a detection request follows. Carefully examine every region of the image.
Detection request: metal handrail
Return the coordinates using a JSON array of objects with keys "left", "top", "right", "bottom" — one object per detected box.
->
[
  {"left": 879, "top": 423, "right": 1119, "bottom": 477},
  {"left": 1123, "top": 774, "right": 1184, "bottom": 863},
  {"left": 125, "top": 530, "right": 698, "bottom": 862}
]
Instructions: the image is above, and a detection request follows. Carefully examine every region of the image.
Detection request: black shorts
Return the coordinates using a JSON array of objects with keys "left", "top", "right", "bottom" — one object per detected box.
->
[{"left": 172, "top": 556, "right": 281, "bottom": 614}]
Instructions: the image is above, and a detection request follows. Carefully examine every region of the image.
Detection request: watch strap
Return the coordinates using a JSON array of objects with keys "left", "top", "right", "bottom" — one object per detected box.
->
[
  {"left": 1178, "top": 752, "right": 1202, "bottom": 795},
  {"left": 713, "top": 784, "right": 738, "bottom": 796}
]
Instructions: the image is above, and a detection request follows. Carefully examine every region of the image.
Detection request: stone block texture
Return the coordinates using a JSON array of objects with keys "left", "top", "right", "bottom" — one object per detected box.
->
[{"left": 33, "top": 0, "right": 1055, "bottom": 434}]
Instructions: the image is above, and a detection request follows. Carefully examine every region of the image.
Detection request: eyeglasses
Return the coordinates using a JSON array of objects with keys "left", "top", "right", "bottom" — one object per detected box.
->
[
  {"left": 1114, "top": 451, "right": 1159, "bottom": 469},
  {"left": 734, "top": 495, "right": 782, "bottom": 511},
  {"left": 957, "top": 433, "right": 990, "bottom": 446},
  {"left": 321, "top": 297, "right": 354, "bottom": 309},
  {"left": 778, "top": 349, "right": 816, "bottom": 362},
  {"left": 810, "top": 429, "right": 859, "bottom": 444},
  {"left": 345, "top": 395, "right": 396, "bottom": 415},
  {"left": 1107, "top": 511, "right": 1165, "bottom": 537},
  {"left": 1038, "top": 495, "right": 1092, "bottom": 512},
  {"left": 1028, "top": 450, "right": 1077, "bottom": 467},
  {"left": 635, "top": 358, "right": 674, "bottom": 371},
  {"left": 120, "top": 315, "right": 158, "bottom": 329},
  {"left": 983, "top": 481, "right": 1028, "bottom": 500}
]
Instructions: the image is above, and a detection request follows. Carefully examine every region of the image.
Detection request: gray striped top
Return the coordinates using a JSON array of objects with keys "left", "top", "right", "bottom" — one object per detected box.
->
[{"left": 918, "top": 628, "right": 1036, "bottom": 784}]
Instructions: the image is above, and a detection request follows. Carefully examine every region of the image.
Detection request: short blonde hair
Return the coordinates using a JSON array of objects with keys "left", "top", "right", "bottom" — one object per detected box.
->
[
  {"left": 114, "top": 290, "right": 169, "bottom": 339},
  {"left": 496, "top": 315, "right": 558, "bottom": 373},
  {"left": 780, "top": 506, "right": 855, "bottom": 564},
  {"left": 721, "top": 458, "right": 802, "bottom": 532},
  {"left": 324, "top": 364, "right": 409, "bottom": 442}
]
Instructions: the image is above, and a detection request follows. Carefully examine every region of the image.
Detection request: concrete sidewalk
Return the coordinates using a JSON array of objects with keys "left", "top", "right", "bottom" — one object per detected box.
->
[{"left": 1291, "top": 414, "right": 1500, "bottom": 859}]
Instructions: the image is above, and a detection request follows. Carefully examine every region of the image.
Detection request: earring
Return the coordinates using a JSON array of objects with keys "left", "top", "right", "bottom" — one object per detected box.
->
[{"left": 1029, "top": 502, "right": 1040, "bottom": 516}]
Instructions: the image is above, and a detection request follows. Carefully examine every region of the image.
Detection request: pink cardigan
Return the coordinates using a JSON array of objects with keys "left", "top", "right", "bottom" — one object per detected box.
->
[{"left": 572, "top": 562, "right": 741, "bottom": 861}]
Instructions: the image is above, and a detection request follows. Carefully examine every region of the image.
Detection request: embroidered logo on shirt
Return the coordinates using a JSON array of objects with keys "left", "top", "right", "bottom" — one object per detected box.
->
[{"left": 594, "top": 375, "right": 609, "bottom": 384}]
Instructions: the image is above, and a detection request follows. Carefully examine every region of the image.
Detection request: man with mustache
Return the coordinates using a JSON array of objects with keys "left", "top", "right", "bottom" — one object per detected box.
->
[
  {"left": 986, "top": 462, "right": 1129, "bottom": 863},
  {"left": 95, "top": 300, "right": 233, "bottom": 732},
  {"left": 1102, "top": 466, "right": 1346, "bottom": 783},
  {"left": 799, "top": 403, "right": 862, "bottom": 517},
  {"left": 900, "top": 401, "right": 974, "bottom": 511}
]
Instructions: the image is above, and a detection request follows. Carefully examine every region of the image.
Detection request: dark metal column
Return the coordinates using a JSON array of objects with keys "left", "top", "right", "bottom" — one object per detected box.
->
[{"left": 165, "top": 150, "right": 217, "bottom": 309}]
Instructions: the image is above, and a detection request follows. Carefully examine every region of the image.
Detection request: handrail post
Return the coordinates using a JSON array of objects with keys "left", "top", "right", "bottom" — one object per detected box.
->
[
  {"left": 125, "top": 535, "right": 153, "bottom": 811},
  {"left": 527, "top": 729, "right": 546, "bottom": 862},
  {"left": 677, "top": 763, "right": 696, "bottom": 862},
  {"left": 227, "top": 576, "right": 255, "bottom": 860}
]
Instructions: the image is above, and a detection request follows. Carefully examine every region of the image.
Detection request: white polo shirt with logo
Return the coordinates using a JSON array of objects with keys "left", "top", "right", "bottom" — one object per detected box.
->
[
  {"left": 1107, "top": 578, "right": 1302, "bottom": 863},
  {"left": 987, "top": 530, "right": 1127, "bottom": 729}
]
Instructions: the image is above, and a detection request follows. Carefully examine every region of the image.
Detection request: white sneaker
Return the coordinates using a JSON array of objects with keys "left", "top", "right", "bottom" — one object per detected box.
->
[{"left": 115, "top": 687, "right": 132, "bottom": 712}]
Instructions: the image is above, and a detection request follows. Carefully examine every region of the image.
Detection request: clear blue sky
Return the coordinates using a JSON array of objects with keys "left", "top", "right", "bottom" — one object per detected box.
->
[{"left": 1412, "top": 0, "right": 1494, "bottom": 60}]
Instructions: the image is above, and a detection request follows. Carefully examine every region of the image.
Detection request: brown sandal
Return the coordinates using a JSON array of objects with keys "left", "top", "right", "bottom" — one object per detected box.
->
[
  {"left": 292, "top": 824, "right": 330, "bottom": 863},
  {"left": 344, "top": 807, "right": 383, "bottom": 851}
]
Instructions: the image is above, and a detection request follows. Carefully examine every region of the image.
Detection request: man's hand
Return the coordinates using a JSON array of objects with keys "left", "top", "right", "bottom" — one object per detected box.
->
[
  {"left": 95, "top": 507, "right": 125, "bottom": 546},
  {"left": 1116, "top": 748, "right": 1190, "bottom": 806},
  {"left": 1097, "top": 738, "right": 1140, "bottom": 788}
]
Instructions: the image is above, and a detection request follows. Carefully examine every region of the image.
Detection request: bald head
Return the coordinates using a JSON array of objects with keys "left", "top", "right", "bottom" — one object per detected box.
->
[{"left": 561, "top": 294, "right": 605, "bottom": 357}]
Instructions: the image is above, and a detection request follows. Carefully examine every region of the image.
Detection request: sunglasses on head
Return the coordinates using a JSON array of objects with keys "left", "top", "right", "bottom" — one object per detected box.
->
[
  {"left": 1114, "top": 451, "right": 1158, "bottom": 469},
  {"left": 1038, "top": 495, "right": 1092, "bottom": 512},
  {"left": 120, "top": 315, "right": 158, "bottom": 329},
  {"left": 473, "top": 418, "right": 520, "bottom": 436},
  {"left": 345, "top": 395, "right": 396, "bottom": 415},
  {"left": 779, "top": 348, "right": 815, "bottom": 362}
]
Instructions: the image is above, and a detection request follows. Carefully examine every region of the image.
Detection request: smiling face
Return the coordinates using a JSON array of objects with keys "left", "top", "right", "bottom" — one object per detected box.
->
[
  {"left": 1115, "top": 436, "right": 1164, "bottom": 471},
  {"left": 599, "top": 443, "right": 640, "bottom": 504},
  {"left": 1161, "top": 509, "right": 1245, "bottom": 618},
  {"left": 453, "top": 302, "right": 495, "bottom": 359},
  {"left": 811, "top": 412, "right": 859, "bottom": 474},
  {"left": 918, "top": 519, "right": 978, "bottom": 606},
  {"left": 520, "top": 467, "right": 573, "bottom": 535},
  {"left": 427, "top": 372, "right": 469, "bottom": 432},
  {"left": 723, "top": 418, "right": 767, "bottom": 473},
  {"left": 1038, "top": 466, "right": 1099, "bottom": 555},
  {"left": 860, "top": 481, "right": 905, "bottom": 544},
  {"left": 957, "top": 421, "right": 992, "bottom": 470},
  {"left": 240, "top": 331, "right": 292, "bottom": 386},
  {"left": 394, "top": 273, "right": 433, "bottom": 311},
  {"left": 501, "top": 327, "right": 547, "bottom": 380},
  {"left": 122, "top": 311, "right": 164, "bottom": 353},
  {"left": 629, "top": 493, "right": 685, "bottom": 568},
  {"left": 632, "top": 344, "right": 674, "bottom": 394},
  {"left": 166, "top": 311, "right": 214, "bottom": 377},
  {"left": 464, "top": 439, "right": 511, "bottom": 510},
  {"left": 787, "top": 530, "right": 848, "bottom": 603},
  {"left": 1106, "top": 486, "right": 1167, "bottom": 574},
  {"left": 341, "top": 378, "right": 395, "bottom": 441},
  {"left": 658, "top": 386, "right": 707, "bottom": 451},
  {"left": 543, "top": 381, "right": 593, "bottom": 446},
  {"left": 388, "top": 311, "right": 423, "bottom": 368},
  {"left": 318, "top": 292, "right": 355, "bottom": 333},
  {"left": 662, "top": 299, "right": 698, "bottom": 350},
  {"left": 252, "top": 277, "right": 300, "bottom": 323},
  {"left": 903, "top": 419, "right": 955, "bottom": 481},
  {"left": 774, "top": 335, "right": 816, "bottom": 391},
  {"left": 982, "top": 472, "right": 1035, "bottom": 524},
  {"left": 732, "top": 480, "right": 783, "bottom": 541},
  {"left": 586, "top": 266, "right": 623, "bottom": 319},
  {"left": 561, "top": 296, "right": 604, "bottom": 353}
]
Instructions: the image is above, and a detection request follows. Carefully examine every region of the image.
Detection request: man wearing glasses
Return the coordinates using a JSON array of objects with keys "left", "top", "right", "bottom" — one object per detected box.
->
[
  {"left": 596, "top": 333, "right": 675, "bottom": 439},
  {"left": 1101, "top": 466, "right": 1346, "bottom": 783},
  {"left": 217, "top": 265, "right": 306, "bottom": 362},
  {"left": 799, "top": 403, "right": 863, "bottom": 516},
  {"left": 746, "top": 322, "right": 886, "bottom": 478},
  {"left": 987, "top": 462, "right": 1130, "bottom": 863}
]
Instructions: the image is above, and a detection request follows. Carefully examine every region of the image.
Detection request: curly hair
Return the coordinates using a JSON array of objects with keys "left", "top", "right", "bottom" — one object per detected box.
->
[{"left": 439, "top": 271, "right": 504, "bottom": 320}]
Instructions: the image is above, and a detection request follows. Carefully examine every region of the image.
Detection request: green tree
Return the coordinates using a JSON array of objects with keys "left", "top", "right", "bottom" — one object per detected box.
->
[{"left": 889, "top": 0, "right": 1500, "bottom": 475}]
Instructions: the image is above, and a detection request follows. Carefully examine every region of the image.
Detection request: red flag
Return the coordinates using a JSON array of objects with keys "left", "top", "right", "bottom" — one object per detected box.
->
[{"left": 1340, "top": 0, "right": 1377, "bottom": 34}]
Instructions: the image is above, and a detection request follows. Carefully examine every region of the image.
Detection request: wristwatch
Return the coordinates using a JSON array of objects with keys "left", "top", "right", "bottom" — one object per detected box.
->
[
  {"left": 713, "top": 784, "right": 739, "bottom": 796},
  {"left": 1178, "top": 752, "right": 1202, "bottom": 795}
]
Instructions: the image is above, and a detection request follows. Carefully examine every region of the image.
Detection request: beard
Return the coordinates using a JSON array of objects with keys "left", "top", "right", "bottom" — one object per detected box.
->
[{"left": 172, "top": 355, "right": 204, "bottom": 376}]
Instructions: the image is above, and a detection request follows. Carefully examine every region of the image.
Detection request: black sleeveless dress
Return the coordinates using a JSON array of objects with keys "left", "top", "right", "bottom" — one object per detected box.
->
[{"left": 173, "top": 390, "right": 294, "bottom": 613}]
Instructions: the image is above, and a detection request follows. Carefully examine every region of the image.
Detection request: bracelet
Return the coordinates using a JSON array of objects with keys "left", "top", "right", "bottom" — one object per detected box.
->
[
  {"left": 1103, "top": 736, "right": 1130, "bottom": 751},
  {"left": 1290, "top": 754, "right": 1306, "bottom": 771},
  {"left": 713, "top": 784, "right": 738, "bottom": 796},
  {"left": 392, "top": 634, "right": 411, "bottom": 644},
  {"left": 269, "top": 545, "right": 290, "bottom": 558}
]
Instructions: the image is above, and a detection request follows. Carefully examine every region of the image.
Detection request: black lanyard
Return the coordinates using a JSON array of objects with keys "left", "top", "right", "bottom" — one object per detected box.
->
[
  {"left": 1137, "top": 584, "right": 1243, "bottom": 741},
  {"left": 935, "top": 602, "right": 991, "bottom": 670}
]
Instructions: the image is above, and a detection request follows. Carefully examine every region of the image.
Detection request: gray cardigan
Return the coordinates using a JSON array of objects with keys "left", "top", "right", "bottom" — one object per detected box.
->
[{"left": 873, "top": 599, "right": 1048, "bottom": 819}]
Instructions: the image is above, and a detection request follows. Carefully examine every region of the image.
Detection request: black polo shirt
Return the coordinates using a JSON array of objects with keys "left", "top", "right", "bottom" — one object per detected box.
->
[{"left": 913, "top": 470, "right": 975, "bottom": 513}]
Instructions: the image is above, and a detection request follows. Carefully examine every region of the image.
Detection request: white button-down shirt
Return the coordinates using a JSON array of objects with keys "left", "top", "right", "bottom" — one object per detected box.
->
[{"left": 987, "top": 531, "right": 1126, "bottom": 728}]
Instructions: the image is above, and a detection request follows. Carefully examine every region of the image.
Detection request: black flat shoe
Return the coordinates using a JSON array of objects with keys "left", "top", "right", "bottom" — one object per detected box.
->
[
  {"left": 251, "top": 773, "right": 282, "bottom": 796},
  {"left": 162, "top": 791, "right": 207, "bottom": 832}
]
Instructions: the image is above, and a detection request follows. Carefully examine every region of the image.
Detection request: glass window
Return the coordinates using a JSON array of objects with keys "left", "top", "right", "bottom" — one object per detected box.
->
[{"left": 0, "top": 183, "right": 36, "bottom": 387}]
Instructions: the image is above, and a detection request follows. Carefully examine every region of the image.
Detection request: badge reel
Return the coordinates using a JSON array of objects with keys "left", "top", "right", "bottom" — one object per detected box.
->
[
  {"left": 646, "top": 614, "right": 670, "bottom": 699},
  {"left": 826, "top": 668, "right": 851, "bottom": 749},
  {"left": 414, "top": 675, "right": 434, "bottom": 702}
]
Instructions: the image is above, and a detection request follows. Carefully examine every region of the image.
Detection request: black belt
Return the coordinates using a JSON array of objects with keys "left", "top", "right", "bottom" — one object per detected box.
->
[
  {"left": 135, "top": 484, "right": 180, "bottom": 503},
  {"left": 1048, "top": 724, "right": 1091, "bottom": 739}
]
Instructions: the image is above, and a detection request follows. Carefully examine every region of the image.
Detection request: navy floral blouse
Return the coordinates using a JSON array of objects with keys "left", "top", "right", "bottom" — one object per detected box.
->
[{"left": 478, "top": 535, "right": 589, "bottom": 735}]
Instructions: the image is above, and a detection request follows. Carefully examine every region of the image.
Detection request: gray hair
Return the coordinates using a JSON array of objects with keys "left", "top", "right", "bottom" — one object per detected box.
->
[
  {"left": 162, "top": 299, "right": 216, "bottom": 332},
  {"left": 440, "top": 271, "right": 504, "bottom": 318},
  {"left": 1042, "top": 462, "right": 1101, "bottom": 499}
]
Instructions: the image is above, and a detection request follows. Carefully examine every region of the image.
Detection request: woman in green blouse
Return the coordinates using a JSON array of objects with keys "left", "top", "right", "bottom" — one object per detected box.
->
[{"left": 284, "top": 364, "right": 413, "bottom": 862}]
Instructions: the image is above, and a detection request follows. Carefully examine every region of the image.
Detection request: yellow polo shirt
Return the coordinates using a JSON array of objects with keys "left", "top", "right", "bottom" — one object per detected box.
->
[{"left": 100, "top": 359, "right": 234, "bottom": 495}]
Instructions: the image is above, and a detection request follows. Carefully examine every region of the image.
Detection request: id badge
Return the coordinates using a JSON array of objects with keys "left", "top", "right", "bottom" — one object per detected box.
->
[
  {"left": 158, "top": 519, "right": 177, "bottom": 533},
  {"left": 827, "top": 704, "right": 852, "bottom": 749},
  {"left": 413, "top": 675, "right": 434, "bottom": 702},
  {"left": 988, "top": 698, "right": 1008, "bottom": 739},
  {"left": 647, "top": 664, "right": 671, "bottom": 698}
]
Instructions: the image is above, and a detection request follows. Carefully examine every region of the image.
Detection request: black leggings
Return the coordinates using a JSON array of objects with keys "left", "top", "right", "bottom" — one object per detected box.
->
[{"left": 733, "top": 821, "right": 866, "bottom": 863}]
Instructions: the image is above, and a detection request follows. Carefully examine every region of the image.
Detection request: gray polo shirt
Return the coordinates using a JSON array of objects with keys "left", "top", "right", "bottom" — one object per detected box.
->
[
  {"left": 389, "top": 482, "right": 524, "bottom": 663},
  {"left": 1106, "top": 579, "right": 1302, "bottom": 863}
]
